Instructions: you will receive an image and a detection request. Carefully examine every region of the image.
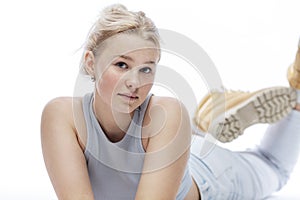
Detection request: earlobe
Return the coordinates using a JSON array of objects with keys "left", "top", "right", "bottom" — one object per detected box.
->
[{"left": 84, "top": 51, "right": 95, "bottom": 77}]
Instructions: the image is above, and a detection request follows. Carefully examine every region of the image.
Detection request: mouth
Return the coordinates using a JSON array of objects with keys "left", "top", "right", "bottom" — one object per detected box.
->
[{"left": 118, "top": 93, "right": 139, "bottom": 100}]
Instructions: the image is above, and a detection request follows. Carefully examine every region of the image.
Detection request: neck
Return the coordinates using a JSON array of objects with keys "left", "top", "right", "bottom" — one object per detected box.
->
[{"left": 93, "top": 92, "right": 134, "bottom": 143}]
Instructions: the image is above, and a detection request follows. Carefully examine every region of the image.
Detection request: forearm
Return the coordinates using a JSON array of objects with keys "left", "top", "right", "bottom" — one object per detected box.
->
[
  {"left": 57, "top": 194, "right": 94, "bottom": 200},
  {"left": 295, "top": 90, "right": 300, "bottom": 111},
  {"left": 295, "top": 103, "right": 300, "bottom": 111}
]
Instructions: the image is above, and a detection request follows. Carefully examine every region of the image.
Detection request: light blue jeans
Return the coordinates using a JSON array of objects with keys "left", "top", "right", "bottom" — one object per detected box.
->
[{"left": 189, "top": 110, "right": 300, "bottom": 200}]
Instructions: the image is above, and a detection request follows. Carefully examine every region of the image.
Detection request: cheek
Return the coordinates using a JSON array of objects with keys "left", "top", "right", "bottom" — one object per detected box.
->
[
  {"left": 97, "top": 71, "right": 121, "bottom": 96},
  {"left": 141, "top": 75, "right": 155, "bottom": 89},
  {"left": 141, "top": 82, "right": 153, "bottom": 93},
  {"left": 138, "top": 78, "right": 154, "bottom": 98}
]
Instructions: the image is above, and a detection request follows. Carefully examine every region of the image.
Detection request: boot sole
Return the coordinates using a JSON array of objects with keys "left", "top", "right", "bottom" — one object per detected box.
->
[{"left": 210, "top": 87, "right": 297, "bottom": 143}]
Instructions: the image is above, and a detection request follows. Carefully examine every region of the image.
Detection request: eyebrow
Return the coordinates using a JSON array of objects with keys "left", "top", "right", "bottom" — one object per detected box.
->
[{"left": 116, "top": 54, "right": 157, "bottom": 64}]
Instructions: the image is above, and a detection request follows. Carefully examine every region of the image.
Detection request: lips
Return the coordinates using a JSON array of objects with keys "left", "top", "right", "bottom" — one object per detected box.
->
[{"left": 118, "top": 93, "right": 139, "bottom": 99}]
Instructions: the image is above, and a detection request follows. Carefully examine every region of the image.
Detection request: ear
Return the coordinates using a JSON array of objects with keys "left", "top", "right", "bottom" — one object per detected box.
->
[{"left": 84, "top": 51, "right": 95, "bottom": 77}]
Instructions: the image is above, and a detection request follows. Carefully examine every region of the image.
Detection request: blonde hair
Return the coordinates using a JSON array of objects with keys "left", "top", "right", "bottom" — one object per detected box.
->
[{"left": 80, "top": 4, "right": 160, "bottom": 74}]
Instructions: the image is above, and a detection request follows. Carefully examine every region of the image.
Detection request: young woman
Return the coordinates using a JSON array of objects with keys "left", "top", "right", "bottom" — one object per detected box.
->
[{"left": 41, "top": 4, "right": 300, "bottom": 200}]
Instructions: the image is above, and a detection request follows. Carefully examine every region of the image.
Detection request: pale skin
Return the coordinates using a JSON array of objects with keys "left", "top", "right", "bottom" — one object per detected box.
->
[
  {"left": 41, "top": 33, "right": 300, "bottom": 200},
  {"left": 41, "top": 33, "right": 199, "bottom": 200}
]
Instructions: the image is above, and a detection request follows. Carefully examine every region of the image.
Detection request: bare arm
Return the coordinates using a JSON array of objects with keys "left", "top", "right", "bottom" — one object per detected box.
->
[
  {"left": 135, "top": 97, "right": 192, "bottom": 200},
  {"left": 41, "top": 98, "right": 94, "bottom": 200}
]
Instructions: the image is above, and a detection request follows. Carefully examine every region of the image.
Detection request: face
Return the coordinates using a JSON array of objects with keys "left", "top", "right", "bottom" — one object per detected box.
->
[{"left": 86, "top": 33, "right": 160, "bottom": 113}]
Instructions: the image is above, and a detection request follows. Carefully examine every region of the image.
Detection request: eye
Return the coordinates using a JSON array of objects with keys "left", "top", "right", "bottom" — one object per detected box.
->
[
  {"left": 115, "top": 62, "right": 128, "bottom": 69},
  {"left": 140, "top": 67, "right": 152, "bottom": 74}
]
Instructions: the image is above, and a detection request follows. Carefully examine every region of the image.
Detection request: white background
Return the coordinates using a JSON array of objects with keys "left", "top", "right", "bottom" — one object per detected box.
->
[{"left": 0, "top": 0, "right": 299, "bottom": 199}]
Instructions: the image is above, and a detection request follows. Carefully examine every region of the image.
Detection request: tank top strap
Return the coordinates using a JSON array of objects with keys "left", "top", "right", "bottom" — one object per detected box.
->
[{"left": 134, "top": 93, "right": 153, "bottom": 126}]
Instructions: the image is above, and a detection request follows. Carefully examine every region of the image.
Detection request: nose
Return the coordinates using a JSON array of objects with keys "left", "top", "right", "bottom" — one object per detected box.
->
[{"left": 125, "top": 70, "right": 140, "bottom": 91}]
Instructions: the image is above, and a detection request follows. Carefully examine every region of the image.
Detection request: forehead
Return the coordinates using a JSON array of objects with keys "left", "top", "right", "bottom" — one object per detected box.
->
[{"left": 98, "top": 33, "right": 159, "bottom": 61}]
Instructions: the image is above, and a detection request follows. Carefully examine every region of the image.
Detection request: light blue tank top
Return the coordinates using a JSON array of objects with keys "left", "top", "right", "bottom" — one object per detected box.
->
[{"left": 82, "top": 93, "right": 192, "bottom": 200}]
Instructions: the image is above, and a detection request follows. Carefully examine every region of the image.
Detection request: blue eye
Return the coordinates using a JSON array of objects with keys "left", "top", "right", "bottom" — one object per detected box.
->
[
  {"left": 140, "top": 67, "right": 152, "bottom": 74},
  {"left": 115, "top": 62, "right": 128, "bottom": 69}
]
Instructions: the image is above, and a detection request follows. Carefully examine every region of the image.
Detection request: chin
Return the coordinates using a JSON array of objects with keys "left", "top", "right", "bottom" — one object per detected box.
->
[{"left": 113, "top": 102, "right": 140, "bottom": 114}]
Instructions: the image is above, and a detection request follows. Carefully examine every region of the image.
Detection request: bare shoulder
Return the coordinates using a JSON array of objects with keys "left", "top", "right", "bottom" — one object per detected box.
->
[
  {"left": 41, "top": 96, "right": 83, "bottom": 123},
  {"left": 137, "top": 96, "right": 192, "bottom": 196},
  {"left": 42, "top": 96, "right": 72, "bottom": 112},
  {"left": 41, "top": 97, "right": 93, "bottom": 199},
  {"left": 41, "top": 97, "right": 75, "bottom": 129},
  {"left": 146, "top": 96, "right": 189, "bottom": 122},
  {"left": 41, "top": 96, "right": 86, "bottom": 149},
  {"left": 143, "top": 95, "right": 191, "bottom": 141},
  {"left": 41, "top": 97, "right": 74, "bottom": 140}
]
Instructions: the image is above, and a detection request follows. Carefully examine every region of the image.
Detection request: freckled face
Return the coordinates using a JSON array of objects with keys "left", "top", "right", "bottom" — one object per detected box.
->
[{"left": 94, "top": 34, "right": 160, "bottom": 113}]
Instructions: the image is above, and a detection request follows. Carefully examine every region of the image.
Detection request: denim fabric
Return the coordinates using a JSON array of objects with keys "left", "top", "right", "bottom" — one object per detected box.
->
[{"left": 189, "top": 110, "right": 300, "bottom": 200}]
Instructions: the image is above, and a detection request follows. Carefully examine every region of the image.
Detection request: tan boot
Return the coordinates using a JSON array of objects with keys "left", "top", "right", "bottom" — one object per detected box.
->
[
  {"left": 193, "top": 87, "right": 297, "bottom": 142},
  {"left": 287, "top": 38, "right": 300, "bottom": 89}
]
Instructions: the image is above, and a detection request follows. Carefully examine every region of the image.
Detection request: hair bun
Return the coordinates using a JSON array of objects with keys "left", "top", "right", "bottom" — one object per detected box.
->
[
  {"left": 103, "top": 4, "right": 128, "bottom": 14},
  {"left": 137, "top": 11, "right": 145, "bottom": 17}
]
